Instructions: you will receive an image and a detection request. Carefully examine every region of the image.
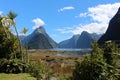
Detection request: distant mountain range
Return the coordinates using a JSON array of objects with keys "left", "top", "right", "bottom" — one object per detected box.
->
[
  {"left": 59, "top": 31, "right": 102, "bottom": 49},
  {"left": 21, "top": 26, "right": 58, "bottom": 49},
  {"left": 98, "top": 7, "right": 120, "bottom": 44},
  {"left": 20, "top": 7, "right": 120, "bottom": 49},
  {"left": 20, "top": 28, "right": 102, "bottom": 49},
  {"left": 59, "top": 34, "right": 79, "bottom": 48}
]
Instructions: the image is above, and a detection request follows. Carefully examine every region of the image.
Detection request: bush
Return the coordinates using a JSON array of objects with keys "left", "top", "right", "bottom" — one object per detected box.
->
[
  {"left": 72, "top": 41, "right": 120, "bottom": 80},
  {"left": 72, "top": 56, "right": 109, "bottom": 80},
  {"left": 0, "top": 58, "right": 29, "bottom": 73},
  {"left": 102, "top": 42, "right": 119, "bottom": 66},
  {"left": 29, "top": 60, "right": 52, "bottom": 80}
]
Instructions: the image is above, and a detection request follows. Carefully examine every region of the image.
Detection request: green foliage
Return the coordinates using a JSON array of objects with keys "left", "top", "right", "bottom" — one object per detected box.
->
[
  {"left": 22, "top": 27, "right": 29, "bottom": 63},
  {"left": 72, "top": 41, "right": 120, "bottom": 80},
  {"left": 0, "top": 12, "right": 21, "bottom": 59},
  {"left": 29, "top": 60, "right": 52, "bottom": 80},
  {"left": 22, "top": 27, "right": 28, "bottom": 35},
  {"left": 102, "top": 41, "right": 119, "bottom": 66},
  {"left": 0, "top": 25, "right": 19, "bottom": 59},
  {"left": 8, "top": 11, "right": 17, "bottom": 20},
  {"left": 0, "top": 59, "right": 29, "bottom": 73},
  {"left": 56, "top": 74, "right": 70, "bottom": 80}
]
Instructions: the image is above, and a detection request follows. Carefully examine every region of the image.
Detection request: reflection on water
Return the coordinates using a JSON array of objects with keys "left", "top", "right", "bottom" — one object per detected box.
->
[{"left": 50, "top": 48, "right": 91, "bottom": 57}]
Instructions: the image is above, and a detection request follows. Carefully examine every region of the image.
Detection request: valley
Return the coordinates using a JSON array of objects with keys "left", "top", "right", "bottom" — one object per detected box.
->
[
  {"left": 0, "top": 1, "right": 120, "bottom": 80},
  {"left": 28, "top": 49, "right": 86, "bottom": 74}
]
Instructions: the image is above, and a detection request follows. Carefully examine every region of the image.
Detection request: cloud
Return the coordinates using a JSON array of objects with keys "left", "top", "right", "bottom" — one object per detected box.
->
[
  {"left": 58, "top": 2, "right": 120, "bottom": 34},
  {"left": 57, "top": 27, "right": 75, "bottom": 34},
  {"left": 75, "top": 12, "right": 87, "bottom": 18},
  {"left": 87, "top": 2, "right": 120, "bottom": 23},
  {"left": 74, "top": 23, "right": 108, "bottom": 34},
  {"left": 58, "top": 6, "right": 75, "bottom": 12},
  {"left": 0, "top": 11, "right": 2, "bottom": 15},
  {"left": 57, "top": 23, "right": 108, "bottom": 34},
  {"left": 32, "top": 18, "right": 45, "bottom": 29}
]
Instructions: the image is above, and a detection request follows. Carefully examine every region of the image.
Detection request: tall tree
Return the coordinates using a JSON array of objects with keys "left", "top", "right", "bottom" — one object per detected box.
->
[
  {"left": 22, "top": 27, "right": 29, "bottom": 62},
  {"left": 8, "top": 11, "right": 23, "bottom": 61}
]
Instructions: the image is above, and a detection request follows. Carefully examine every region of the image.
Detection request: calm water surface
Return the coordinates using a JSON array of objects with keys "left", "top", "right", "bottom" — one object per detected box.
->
[{"left": 49, "top": 48, "right": 91, "bottom": 57}]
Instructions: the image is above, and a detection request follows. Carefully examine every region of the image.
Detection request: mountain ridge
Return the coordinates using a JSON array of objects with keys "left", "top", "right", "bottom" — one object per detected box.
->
[
  {"left": 59, "top": 31, "right": 102, "bottom": 49},
  {"left": 21, "top": 26, "right": 58, "bottom": 49},
  {"left": 98, "top": 7, "right": 120, "bottom": 44}
]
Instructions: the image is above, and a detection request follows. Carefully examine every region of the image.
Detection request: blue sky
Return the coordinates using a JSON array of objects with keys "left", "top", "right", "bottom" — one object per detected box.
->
[{"left": 0, "top": 0, "right": 120, "bottom": 43}]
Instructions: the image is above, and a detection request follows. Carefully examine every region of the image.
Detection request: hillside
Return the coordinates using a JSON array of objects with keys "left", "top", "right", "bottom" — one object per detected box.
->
[{"left": 98, "top": 7, "right": 120, "bottom": 44}]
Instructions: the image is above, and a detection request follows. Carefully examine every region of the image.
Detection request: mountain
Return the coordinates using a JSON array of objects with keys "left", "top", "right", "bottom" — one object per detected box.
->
[
  {"left": 59, "top": 35, "right": 80, "bottom": 48},
  {"left": 98, "top": 7, "right": 120, "bottom": 44},
  {"left": 76, "top": 31, "right": 94, "bottom": 48},
  {"left": 19, "top": 35, "right": 25, "bottom": 42},
  {"left": 22, "top": 26, "right": 58, "bottom": 49},
  {"left": 59, "top": 31, "right": 102, "bottom": 49}
]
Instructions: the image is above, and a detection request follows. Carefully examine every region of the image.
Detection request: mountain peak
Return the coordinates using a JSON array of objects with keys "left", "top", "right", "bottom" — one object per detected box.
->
[
  {"left": 80, "top": 31, "right": 91, "bottom": 38},
  {"left": 21, "top": 26, "right": 58, "bottom": 49},
  {"left": 34, "top": 26, "right": 46, "bottom": 34},
  {"left": 77, "top": 31, "right": 93, "bottom": 48},
  {"left": 81, "top": 31, "right": 89, "bottom": 35}
]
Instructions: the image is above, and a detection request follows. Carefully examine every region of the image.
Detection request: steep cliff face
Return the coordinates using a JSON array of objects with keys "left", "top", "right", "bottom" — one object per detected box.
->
[
  {"left": 76, "top": 31, "right": 94, "bottom": 48},
  {"left": 27, "top": 33, "right": 53, "bottom": 49},
  {"left": 98, "top": 7, "right": 120, "bottom": 44},
  {"left": 59, "top": 31, "right": 102, "bottom": 49},
  {"left": 59, "top": 35, "right": 80, "bottom": 48},
  {"left": 22, "top": 26, "right": 58, "bottom": 49}
]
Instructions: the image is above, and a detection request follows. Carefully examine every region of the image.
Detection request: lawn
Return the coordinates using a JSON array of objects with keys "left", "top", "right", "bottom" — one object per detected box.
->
[{"left": 0, "top": 73, "right": 36, "bottom": 80}]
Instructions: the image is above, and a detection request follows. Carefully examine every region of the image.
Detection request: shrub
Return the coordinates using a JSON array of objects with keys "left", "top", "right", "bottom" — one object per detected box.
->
[
  {"left": 0, "top": 58, "right": 29, "bottom": 73},
  {"left": 102, "top": 42, "right": 119, "bottom": 66},
  {"left": 72, "top": 41, "right": 120, "bottom": 80},
  {"left": 29, "top": 60, "right": 52, "bottom": 80}
]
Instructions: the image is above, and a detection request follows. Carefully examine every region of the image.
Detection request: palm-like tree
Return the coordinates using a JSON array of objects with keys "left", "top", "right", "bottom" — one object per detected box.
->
[
  {"left": 8, "top": 11, "right": 23, "bottom": 61},
  {"left": 22, "top": 27, "right": 29, "bottom": 62}
]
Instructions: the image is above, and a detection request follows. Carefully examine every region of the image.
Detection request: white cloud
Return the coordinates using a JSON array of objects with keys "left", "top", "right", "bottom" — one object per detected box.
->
[
  {"left": 0, "top": 11, "right": 2, "bottom": 15},
  {"left": 57, "top": 23, "right": 108, "bottom": 34},
  {"left": 57, "top": 27, "right": 75, "bottom": 34},
  {"left": 58, "top": 2, "right": 120, "bottom": 34},
  {"left": 74, "top": 23, "right": 108, "bottom": 34},
  {"left": 75, "top": 12, "right": 87, "bottom": 18},
  {"left": 58, "top": 6, "right": 75, "bottom": 12},
  {"left": 32, "top": 18, "right": 45, "bottom": 29},
  {"left": 87, "top": 2, "right": 120, "bottom": 23}
]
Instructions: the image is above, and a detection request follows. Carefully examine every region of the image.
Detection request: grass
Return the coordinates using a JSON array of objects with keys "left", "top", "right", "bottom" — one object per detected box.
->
[
  {"left": 0, "top": 73, "right": 36, "bottom": 80},
  {"left": 52, "top": 73, "right": 71, "bottom": 80},
  {"left": 28, "top": 50, "right": 84, "bottom": 74}
]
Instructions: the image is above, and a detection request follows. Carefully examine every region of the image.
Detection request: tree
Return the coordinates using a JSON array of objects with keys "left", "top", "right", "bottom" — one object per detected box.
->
[
  {"left": 8, "top": 11, "right": 23, "bottom": 61},
  {"left": 22, "top": 27, "right": 29, "bottom": 62},
  {"left": 0, "top": 12, "right": 29, "bottom": 74}
]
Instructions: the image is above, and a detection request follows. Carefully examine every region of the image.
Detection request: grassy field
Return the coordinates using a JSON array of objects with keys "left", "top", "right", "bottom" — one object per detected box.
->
[
  {"left": 0, "top": 73, "right": 36, "bottom": 80},
  {"left": 28, "top": 50, "right": 84, "bottom": 74}
]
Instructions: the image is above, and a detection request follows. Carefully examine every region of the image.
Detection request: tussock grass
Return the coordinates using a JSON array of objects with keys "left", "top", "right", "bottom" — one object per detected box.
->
[{"left": 28, "top": 50, "right": 84, "bottom": 74}]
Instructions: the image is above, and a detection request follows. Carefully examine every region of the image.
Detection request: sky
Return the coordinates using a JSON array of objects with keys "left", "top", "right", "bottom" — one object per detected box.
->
[{"left": 0, "top": 0, "right": 120, "bottom": 43}]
